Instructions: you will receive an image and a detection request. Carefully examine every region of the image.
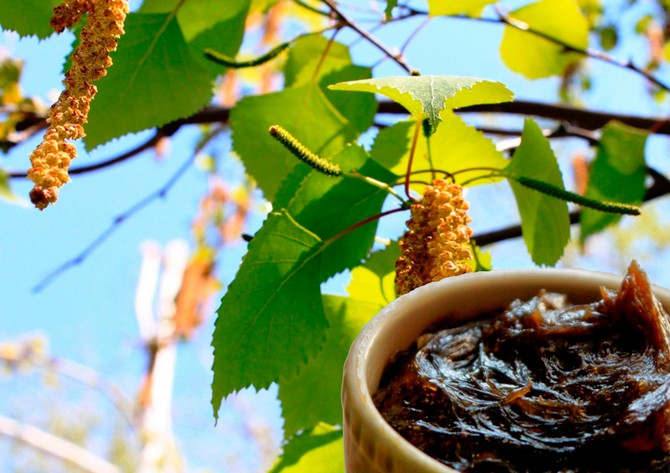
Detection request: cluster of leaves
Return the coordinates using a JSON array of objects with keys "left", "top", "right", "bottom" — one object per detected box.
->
[{"left": 0, "top": 0, "right": 663, "bottom": 470}]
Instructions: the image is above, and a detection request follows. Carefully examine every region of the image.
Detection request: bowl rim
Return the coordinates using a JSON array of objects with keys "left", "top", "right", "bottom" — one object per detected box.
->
[{"left": 342, "top": 267, "right": 670, "bottom": 472}]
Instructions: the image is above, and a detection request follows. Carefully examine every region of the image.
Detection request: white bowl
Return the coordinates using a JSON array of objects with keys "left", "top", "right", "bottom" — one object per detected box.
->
[{"left": 341, "top": 268, "right": 670, "bottom": 472}]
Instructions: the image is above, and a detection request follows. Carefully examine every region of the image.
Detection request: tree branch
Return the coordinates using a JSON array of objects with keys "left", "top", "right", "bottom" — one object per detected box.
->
[
  {"left": 377, "top": 100, "right": 670, "bottom": 134},
  {"left": 0, "top": 414, "right": 121, "bottom": 473},
  {"left": 6, "top": 98, "right": 669, "bottom": 181},
  {"left": 32, "top": 127, "right": 224, "bottom": 292}
]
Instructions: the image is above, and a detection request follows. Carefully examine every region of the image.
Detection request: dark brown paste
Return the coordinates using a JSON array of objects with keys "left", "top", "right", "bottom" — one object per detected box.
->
[{"left": 374, "top": 262, "right": 670, "bottom": 472}]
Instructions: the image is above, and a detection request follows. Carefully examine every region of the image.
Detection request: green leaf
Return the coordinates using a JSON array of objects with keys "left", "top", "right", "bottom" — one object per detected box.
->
[
  {"left": 421, "top": 111, "right": 507, "bottom": 186},
  {"left": 212, "top": 145, "right": 393, "bottom": 414},
  {"left": 181, "top": 9, "right": 249, "bottom": 77},
  {"left": 230, "top": 84, "right": 355, "bottom": 202},
  {"left": 284, "top": 35, "right": 351, "bottom": 87},
  {"left": 329, "top": 75, "right": 513, "bottom": 135},
  {"left": 370, "top": 113, "right": 507, "bottom": 193},
  {"left": 369, "top": 120, "right": 414, "bottom": 170},
  {"left": 278, "top": 243, "right": 399, "bottom": 438},
  {"left": 283, "top": 144, "right": 396, "bottom": 280},
  {"left": 251, "top": 0, "right": 280, "bottom": 13},
  {"left": 500, "top": 0, "right": 589, "bottom": 79},
  {"left": 428, "top": 0, "right": 497, "bottom": 16},
  {"left": 0, "top": 0, "right": 59, "bottom": 38},
  {"left": 211, "top": 210, "right": 327, "bottom": 416},
  {"left": 139, "top": 0, "right": 249, "bottom": 41},
  {"left": 347, "top": 241, "right": 400, "bottom": 307},
  {"left": 285, "top": 36, "right": 376, "bottom": 134},
  {"left": 278, "top": 295, "right": 376, "bottom": 438},
  {"left": 318, "top": 65, "right": 377, "bottom": 135},
  {"left": 503, "top": 118, "right": 570, "bottom": 266},
  {"left": 580, "top": 121, "right": 647, "bottom": 242},
  {"left": 269, "top": 423, "right": 343, "bottom": 473},
  {"left": 0, "top": 170, "right": 27, "bottom": 206},
  {"left": 385, "top": 0, "right": 398, "bottom": 20},
  {"left": 84, "top": 13, "right": 214, "bottom": 149}
]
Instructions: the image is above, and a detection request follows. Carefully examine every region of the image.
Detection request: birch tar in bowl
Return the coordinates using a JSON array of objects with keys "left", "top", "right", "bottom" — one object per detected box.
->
[{"left": 341, "top": 263, "right": 670, "bottom": 473}]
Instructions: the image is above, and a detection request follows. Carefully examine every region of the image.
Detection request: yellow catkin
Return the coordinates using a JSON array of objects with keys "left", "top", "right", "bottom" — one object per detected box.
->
[
  {"left": 27, "top": 0, "right": 128, "bottom": 210},
  {"left": 395, "top": 179, "right": 474, "bottom": 296}
]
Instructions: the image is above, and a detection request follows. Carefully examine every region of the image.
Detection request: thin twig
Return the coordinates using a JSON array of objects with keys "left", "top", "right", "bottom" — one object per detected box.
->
[
  {"left": 406, "top": 4, "right": 670, "bottom": 93},
  {"left": 32, "top": 127, "right": 224, "bottom": 292},
  {"left": 292, "top": 0, "right": 330, "bottom": 17},
  {"left": 492, "top": 5, "right": 670, "bottom": 92},
  {"left": 322, "top": 0, "right": 416, "bottom": 74},
  {"left": 322, "top": 206, "right": 407, "bottom": 247},
  {"left": 0, "top": 415, "right": 121, "bottom": 473}
]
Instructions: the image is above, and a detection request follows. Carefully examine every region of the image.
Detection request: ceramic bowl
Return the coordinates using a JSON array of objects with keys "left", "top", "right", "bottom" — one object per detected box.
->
[{"left": 341, "top": 268, "right": 670, "bottom": 473}]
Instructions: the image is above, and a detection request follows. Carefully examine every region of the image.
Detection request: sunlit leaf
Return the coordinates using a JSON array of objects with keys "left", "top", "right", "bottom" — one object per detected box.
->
[
  {"left": 285, "top": 35, "right": 351, "bottom": 87},
  {"left": 140, "top": 0, "right": 249, "bottom": 41},
  {"left": 318, "top": 65, "right": 376, "bottom": 134},
  {"left": 251, "top": 0, "right": 280, "bottom": 13},
  {"left": 370, "top": 113, "right": 507, "bottom": 194},
  {"left": 580, "top": 121, "right": 647, "bottom": 242},
  {"left": 278, "top": 295, "right": 377, "bottom": 438},
  {"left": 385, "top": 0, "right": 398, "bottom": 20},
  {"left": 0, "top": 170, "right": 27, "bottom": 206},
  {"left": 278, "top": 241, "right": 400, "bottom": 437},
  {"left": 0, "top": 58, "right": 22, "bottom": 105},
  {"left": 269, "top": 423, "right": 343, "bottom": 473},
  {"left": 85, "top": 13, "right": 215, "bottom": 149},
  {"left": 211, "top": 210, "right": 327, "bottom": 416},
  {"left": 231, "top": 84, "right": 355, "bottom": 202},
  {"left": 283, "top": 144, "right": 396, "bottom": 280},
  {"left": 500, "top": 0, "right": 588, "bottom": 79},
  {"left": 503, "top": 118, "right": 570, "bottom": 265},
  {"left": 428, "top": 0, "right": 497, "bottom": 16},
  {"left": 329, "top": 75, "right": 513, "bottom": 135},
  {"left": 0, "top": 0, "right": 59, "bottom": 38},
  {"left": 347, "top": 241, "right": 399, "bottom": 306},
  {"left": 212, "top": 145, "right": 393, "bottom": 414}
]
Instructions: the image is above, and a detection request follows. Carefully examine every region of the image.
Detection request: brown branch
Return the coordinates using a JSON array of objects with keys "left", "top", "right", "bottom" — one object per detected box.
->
[
  {"left": 377, "top": 100, "right": 670, "bottom": 134},
  {"left": 6, "top": 98, "right": 669, "bottom": 181}
]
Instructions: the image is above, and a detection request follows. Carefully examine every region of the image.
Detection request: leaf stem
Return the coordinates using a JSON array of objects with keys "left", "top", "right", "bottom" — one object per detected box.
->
[
  {"left": 346, "top": 170, "right": 408, "bottom": 206},
  {"left": 322, "top": 207, "right": 407, "bottom": 248},
  {"left": 404, "top": 119, "right": 422, "bottom": 198},
  {"left": 311, "top": 27, "right": 341, "bottom": 83}
]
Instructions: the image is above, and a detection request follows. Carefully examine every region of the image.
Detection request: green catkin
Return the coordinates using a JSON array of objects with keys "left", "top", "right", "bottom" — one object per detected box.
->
[
  {"left": 204, "top": 41, "right": 291, "bottom": 68},
  {"left": 516, "top": 176, "right": 641, "bottom": 216},
  {"left": 268, "top": 125, "right": 342, "bottom": 177}
]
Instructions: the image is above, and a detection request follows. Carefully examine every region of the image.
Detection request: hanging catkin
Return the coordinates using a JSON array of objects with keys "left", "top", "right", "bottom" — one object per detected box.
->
[
  {"left": 27, "top": 0, "right": 129, "bottom": 209},
  {"left": 395, "top": 179, "right": 474, "bottom": 296}
]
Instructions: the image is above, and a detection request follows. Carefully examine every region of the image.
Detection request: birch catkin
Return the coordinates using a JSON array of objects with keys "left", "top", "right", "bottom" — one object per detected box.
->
[
  {"left": 27, "top": 0, "right": 129, "bottom": 210},
  {"left": 395, "top": 179, "right": 474, "bottom": 295}
]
